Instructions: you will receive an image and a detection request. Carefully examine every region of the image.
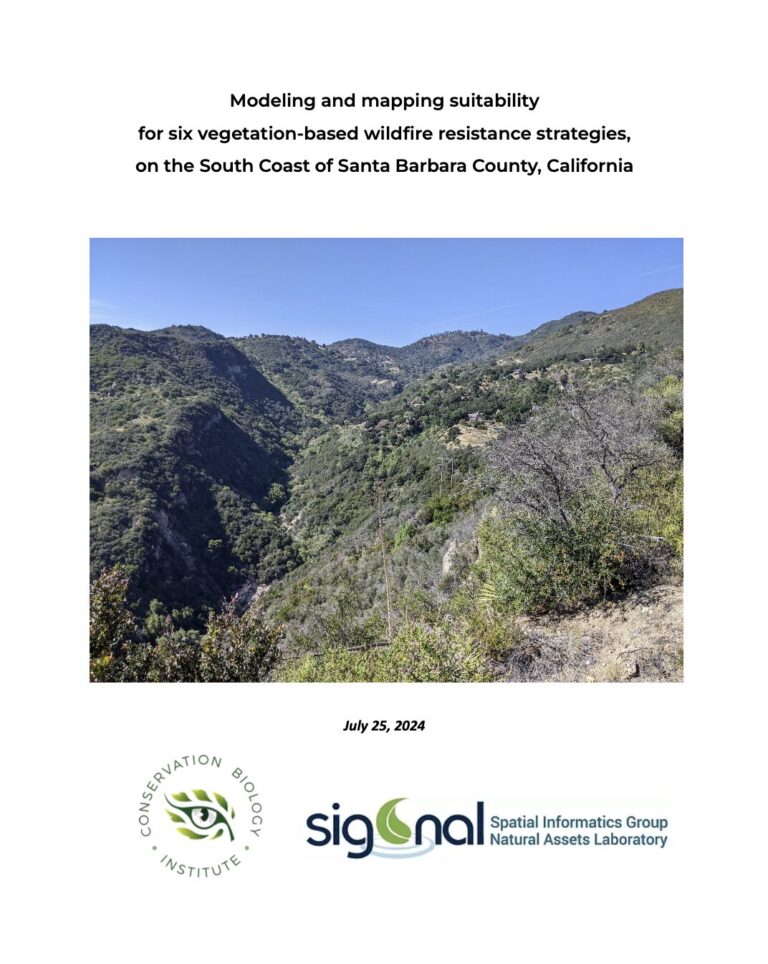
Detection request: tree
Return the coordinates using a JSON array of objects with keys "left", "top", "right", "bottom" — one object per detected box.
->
[
  {"left": 487, "top": 380, "right": 671, "bottom": 524},
  {"left": 479, "top": 379, "right": 678, "bottom": 613},
  {"left": 142, "top": 628, "right": 202, "bottom": 682},
  {"left": 144, "top": 598, "right": 168, "bottom": 637},
  {"left": 89, "top": 566, "right": 136, "bottom": 681},
  {"left": 199, "top": 599, "right": 282, "bottom": 681}
]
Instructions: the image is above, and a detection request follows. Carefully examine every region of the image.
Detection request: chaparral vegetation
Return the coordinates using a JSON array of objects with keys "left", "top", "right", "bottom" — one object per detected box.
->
[{"left": 90, "top": 288, "right": 683, "bottom": 682}]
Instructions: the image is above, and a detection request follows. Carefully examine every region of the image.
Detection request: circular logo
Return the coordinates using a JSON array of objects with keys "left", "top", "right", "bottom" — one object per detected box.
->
[{"left": 137, "top": 753, "right": 262, "bottom": 879}]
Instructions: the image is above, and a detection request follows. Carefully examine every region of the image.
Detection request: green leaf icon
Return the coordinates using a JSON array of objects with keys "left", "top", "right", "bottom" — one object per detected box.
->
[
  {"left": 177, "top": 827, "right": 208, "bottom": 840},
  {"left": 376, "top": 798, "right": 412, "bottom": 845}
]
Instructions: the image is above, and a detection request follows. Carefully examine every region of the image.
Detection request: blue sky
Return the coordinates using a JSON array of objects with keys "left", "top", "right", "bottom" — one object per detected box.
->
[{"left": 90, "top": 238, "right": 682, "bottom": 345}]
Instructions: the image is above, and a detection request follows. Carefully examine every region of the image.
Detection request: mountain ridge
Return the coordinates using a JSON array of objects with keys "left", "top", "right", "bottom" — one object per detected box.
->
[{"left": 95, "top": 287, "right": 681, "bottom": 354}]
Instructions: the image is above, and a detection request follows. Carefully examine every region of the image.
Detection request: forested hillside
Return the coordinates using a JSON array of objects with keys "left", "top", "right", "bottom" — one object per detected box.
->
[
  {"left": 90, "top": 289, "right": 683, "bottom": 683},
  {"left": 232, "top": 329, "right": 518, "bottom": 419},
  {"left": 90, "top": 324, "right": 305, "bottom": 612}
]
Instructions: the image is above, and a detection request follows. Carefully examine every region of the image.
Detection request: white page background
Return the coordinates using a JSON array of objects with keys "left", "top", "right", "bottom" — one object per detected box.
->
[{"left": 3, "top": 2, "right": 764, "bottom": 961}]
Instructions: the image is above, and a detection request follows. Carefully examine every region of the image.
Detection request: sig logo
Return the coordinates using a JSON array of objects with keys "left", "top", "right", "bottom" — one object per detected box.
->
[
  {"left": 306, "top": 798, "right": 485, "bottom": 859},
  {"left": 137, "top": 753, "right": 263, "bottom": 879}
]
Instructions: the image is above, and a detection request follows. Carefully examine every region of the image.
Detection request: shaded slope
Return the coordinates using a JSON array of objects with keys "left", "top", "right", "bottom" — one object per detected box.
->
[{"left": 90, "top": 325, "right": 302, "bottom": 613}]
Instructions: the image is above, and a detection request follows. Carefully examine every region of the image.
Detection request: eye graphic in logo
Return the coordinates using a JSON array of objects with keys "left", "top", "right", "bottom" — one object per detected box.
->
[{"left": 165, "top": 790, "right": 235, "bottom": 841}]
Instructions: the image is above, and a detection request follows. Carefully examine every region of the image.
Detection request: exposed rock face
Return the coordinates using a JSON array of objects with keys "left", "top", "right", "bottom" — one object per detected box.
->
[
  {"left": 441, "top": 538, "right": 459, "bottom": 578},
  {"left": 152, "top": 508, "right": 195, "bottom": 570}
]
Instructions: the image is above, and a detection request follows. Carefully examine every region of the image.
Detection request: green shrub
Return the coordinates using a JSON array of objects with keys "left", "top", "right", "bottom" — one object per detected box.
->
[
  {"left": 394, "top": 520, "right": 417, "bottom": 548},
  {"left": 278, "top": 622, "right": 490, "bottom": 682},
  {"left": 649, "top": 374, "right": 683, "bottom": 455},
  {"left": 422, "top": 490, "right": 474, "bottom": 525},
  {"left": 144, "top": 598, "right": 168, "bottom": 638},
  {"left": 475, "top": 491, "right": 654, "bottom": 615},
  {"left": 449, "top": 587, "right": 523, "bottom": 659},
  {"left": 90, "top": 577, "right": 282, "bottom": 682},
  {"left": 628, "top": 467, "right": 683, "bottom": 559},
  {"left": 660, "top": 410, "right": 683, "bottom": 455},
  {"left": 290, "top": 578, "right": 387, "bottom": 652}
]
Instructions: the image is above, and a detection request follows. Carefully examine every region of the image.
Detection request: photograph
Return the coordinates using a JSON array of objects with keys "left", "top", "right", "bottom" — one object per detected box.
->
[{"left": 90, "top": 237, "right": 683, "bottom": 683}]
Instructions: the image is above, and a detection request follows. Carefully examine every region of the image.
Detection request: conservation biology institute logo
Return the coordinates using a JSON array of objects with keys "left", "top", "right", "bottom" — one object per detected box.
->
[{"left": 137, "top": 752, "right": 263, "bottom": 879}]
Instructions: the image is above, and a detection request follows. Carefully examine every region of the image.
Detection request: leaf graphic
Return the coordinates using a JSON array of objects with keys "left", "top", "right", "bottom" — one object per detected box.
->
[
  {"left": 166, "top": 810, "right": 184, "bottom": 823},
  {"left": 376, "top": 798, "right": 412, "bottom": 845},
  {"left": 178, "top": 828, "right": 208, "bottom": 840},
  {"left": 193, "top": 789, "right": 211, "bottom": 802},
  {"left": 171, "top": 792, "right": 191, "bottom": 802},
  {"left": 214, "top": 792, "right": 229, "bottom": 811}
]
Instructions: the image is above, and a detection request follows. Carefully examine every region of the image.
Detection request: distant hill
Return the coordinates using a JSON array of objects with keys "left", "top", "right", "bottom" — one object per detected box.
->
[
  {"left": 518, "top": 309, "right": 598, "bottom": 341},
  {"left": 330, "top": 330, "right": 518, "bottom": 377},
  {"left": 234, "top": 329, "right": 517, "bottom": 419},
  {"left": 233, "top": 334, "right": 397, "bottom": 420},
  {"left": 514, "top": 289, "right": 682, "bottom": 366}
]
